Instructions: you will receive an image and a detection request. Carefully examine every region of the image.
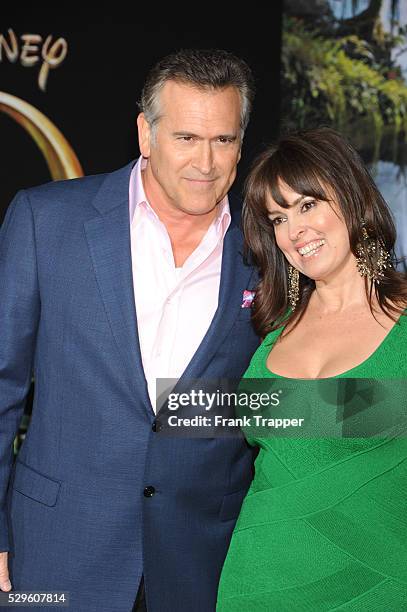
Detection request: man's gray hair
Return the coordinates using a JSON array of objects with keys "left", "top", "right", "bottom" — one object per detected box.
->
[{"left": 139, "top": 48, "right": 255, "bottom": 140}]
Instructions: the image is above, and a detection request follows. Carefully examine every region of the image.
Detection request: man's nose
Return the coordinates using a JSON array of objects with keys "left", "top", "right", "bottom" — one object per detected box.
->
[{"left": 192, "top": 142, "right": 214, "bottom": 175}]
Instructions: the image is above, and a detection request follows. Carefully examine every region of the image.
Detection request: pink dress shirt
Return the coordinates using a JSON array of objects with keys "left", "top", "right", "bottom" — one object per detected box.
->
[{"left": 129, "top": 157, "right": 231, "bottom": 412}]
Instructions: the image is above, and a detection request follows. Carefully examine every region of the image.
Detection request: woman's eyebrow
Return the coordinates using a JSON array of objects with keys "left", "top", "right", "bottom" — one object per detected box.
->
[{"left": 268, "top": 195, "right": 307, "bottom": 215}]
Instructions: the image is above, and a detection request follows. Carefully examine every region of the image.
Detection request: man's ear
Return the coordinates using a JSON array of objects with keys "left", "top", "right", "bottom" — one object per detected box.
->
[{"left": 137, "top": 113, "right": 151, "bottom": 158}]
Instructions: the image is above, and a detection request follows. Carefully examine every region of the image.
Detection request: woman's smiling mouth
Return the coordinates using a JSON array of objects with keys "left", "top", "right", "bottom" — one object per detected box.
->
[{"left": 297, "top": 239, "right": 325, "bottom": 257}]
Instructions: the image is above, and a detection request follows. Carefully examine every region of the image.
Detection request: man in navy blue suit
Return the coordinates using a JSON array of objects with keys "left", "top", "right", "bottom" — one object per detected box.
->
[{"left": 0, "top": 49, "right": 260, "bottom": 611}]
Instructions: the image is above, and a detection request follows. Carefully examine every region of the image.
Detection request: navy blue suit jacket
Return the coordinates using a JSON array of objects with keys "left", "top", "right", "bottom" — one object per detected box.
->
[{"left": 0, "top": 162, "right": 260, "bottom": 611}]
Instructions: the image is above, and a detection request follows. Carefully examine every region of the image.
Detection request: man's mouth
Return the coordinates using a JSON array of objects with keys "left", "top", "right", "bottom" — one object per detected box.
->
[{"left": 185, "top": 177, "right": 216, "bottom": 183}]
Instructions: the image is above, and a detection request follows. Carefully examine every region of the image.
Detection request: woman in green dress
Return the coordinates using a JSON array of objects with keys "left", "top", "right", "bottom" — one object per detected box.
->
[{"left": 217, "top": 128, "right": 407, "bottom": 611}]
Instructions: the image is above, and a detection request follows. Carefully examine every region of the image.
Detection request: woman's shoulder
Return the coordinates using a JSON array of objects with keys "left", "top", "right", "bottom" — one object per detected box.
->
[
  {"left": 391, "top": 305, "right": 407, "bottom": 340},
  {"left": 382, "top": 303, "right": 407, "bottom": 331},
  {"left": 368, "top": 305, "right": 407, "bottom": 377},
  {"left": 243, "top": 325, "right": 285, "bottom": 378}
]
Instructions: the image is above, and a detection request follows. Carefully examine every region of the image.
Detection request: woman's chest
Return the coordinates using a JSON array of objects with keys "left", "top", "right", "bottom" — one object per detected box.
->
[{"left": 266, "top": 315, "right": 393, "bottom": 378}]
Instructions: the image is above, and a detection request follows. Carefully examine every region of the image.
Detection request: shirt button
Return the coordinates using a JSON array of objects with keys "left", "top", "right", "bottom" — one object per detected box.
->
[{"left": 143, "top": 486, "right": 156, "bottom": 498}]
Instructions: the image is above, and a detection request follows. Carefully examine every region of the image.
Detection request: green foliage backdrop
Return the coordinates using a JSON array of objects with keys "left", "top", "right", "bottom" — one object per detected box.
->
[{"left": 282, "top": 0, "right": 407, "bottom": 167}]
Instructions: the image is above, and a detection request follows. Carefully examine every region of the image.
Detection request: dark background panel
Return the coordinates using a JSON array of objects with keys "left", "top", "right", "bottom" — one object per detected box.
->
[{"left": 1, "top": 5, "right": 283, "bottom": 222}]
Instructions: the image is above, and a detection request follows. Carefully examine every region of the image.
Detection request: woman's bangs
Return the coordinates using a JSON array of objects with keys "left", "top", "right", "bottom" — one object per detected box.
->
[{"left": 270, "top": 153, "right": 330, "bottom": 207}]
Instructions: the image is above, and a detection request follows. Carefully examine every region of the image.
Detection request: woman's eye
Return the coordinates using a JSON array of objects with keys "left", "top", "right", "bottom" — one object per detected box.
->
[
  {"left": 270, "top": 217, "right": 285, "bottom": 226},
  {"left": 301, "top": 200, "right": 316, "bottom": 212}
]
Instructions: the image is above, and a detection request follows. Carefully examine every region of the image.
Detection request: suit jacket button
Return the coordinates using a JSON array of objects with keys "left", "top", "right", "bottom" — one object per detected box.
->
[
  {"left": 152, "top": 420, "right": 162, "bottom": 432},
  {"left": 144, "top": 486, "right": 156, "bottom": 497}
]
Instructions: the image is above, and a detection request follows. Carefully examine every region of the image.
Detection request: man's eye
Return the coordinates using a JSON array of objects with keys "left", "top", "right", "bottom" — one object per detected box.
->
[
  {"left": 218, "top": 137, "right": 233, "bottom": 144},
  {"left": 177, "top": 136, "right": 194, "bottom": 142},
  {"left": 301, "top": 200, "right": 317, "bottom": 212}
]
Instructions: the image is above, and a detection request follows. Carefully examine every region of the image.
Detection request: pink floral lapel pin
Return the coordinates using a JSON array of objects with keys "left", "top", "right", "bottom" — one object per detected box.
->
[{"left": 241, "top": 290, "right": 255, "bottom": 308}]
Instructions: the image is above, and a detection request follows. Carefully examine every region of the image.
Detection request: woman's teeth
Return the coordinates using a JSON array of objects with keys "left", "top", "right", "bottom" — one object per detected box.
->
[{"left": 298, "top": 240, "right": 325, "bottom": 257}]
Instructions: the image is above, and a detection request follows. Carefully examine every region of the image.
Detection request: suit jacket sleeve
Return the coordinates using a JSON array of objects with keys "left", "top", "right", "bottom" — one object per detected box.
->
[{"left": 0, "top": 190, "right": 40, "bottom": 551}]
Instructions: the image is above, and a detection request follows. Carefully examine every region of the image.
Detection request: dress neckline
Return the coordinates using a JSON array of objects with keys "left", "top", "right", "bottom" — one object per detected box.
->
[{"left": 264, "top": 309, "right": 406, "bottom": 380}]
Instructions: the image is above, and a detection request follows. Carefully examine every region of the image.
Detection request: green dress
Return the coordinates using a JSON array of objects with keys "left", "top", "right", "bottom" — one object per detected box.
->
[{"left": 217, "top": 312, "right": 407, "bottom": 611}]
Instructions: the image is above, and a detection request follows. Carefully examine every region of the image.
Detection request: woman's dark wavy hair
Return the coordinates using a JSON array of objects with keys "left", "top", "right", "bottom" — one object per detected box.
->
[{"left": 243, "top": 127, "right": 407, "bottom": 338}]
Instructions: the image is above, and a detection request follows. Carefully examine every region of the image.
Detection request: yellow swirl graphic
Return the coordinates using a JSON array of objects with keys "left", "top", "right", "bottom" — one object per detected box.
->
[{"left": 0, "top": 91, "right": 83, "bottom": 179}]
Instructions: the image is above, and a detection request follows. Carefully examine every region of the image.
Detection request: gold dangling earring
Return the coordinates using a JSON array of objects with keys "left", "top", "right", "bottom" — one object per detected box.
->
[
  {"left": 355, "top": 221, "right": 392, "bottom": 284},
  {"left": 288, "top": 265, "right": 300, "bottom": 310}
]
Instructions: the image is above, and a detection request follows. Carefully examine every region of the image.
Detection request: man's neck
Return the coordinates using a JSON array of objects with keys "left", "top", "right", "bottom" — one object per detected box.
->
[
  {"left": 141, "top": 167, "right": 221, "bottom": 266},
  {"left": 163, "top": 214, "right": 218, "bottom": 268}
]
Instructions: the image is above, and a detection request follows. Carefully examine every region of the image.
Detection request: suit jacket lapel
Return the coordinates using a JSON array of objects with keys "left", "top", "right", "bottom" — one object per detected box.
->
[
  {"left": 84, "top": 162, "right": 152, "bottom": 416},
  {"left": 180, "top": 217, "right": 255, "bottom": 381},
  {"left": 83, "top": 166, "right": 254, "bottom": 414}
]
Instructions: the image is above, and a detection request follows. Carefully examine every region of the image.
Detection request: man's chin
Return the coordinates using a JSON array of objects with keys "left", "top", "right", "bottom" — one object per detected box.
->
[{"left": 179, "top": 200, "right": 220, "bottom": 217}]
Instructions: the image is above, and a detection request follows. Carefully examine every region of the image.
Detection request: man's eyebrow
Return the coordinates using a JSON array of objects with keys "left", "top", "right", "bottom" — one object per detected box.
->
[
  {"left": 217, "top": 134, "right": 238, "bottom": 141},
  {"left": 172, "top": 131, "right": 199, "bottom": 137},
  {"left": 172, "top": 132, "right": 238, "bottom": 140}
]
